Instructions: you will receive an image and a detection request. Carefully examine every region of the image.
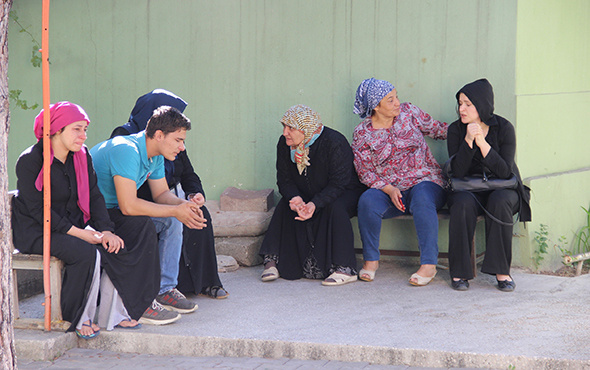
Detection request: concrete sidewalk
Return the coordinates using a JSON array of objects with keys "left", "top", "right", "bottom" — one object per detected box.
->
[{"left": 14, "top": 259, "right": 590, "bottom": 369}]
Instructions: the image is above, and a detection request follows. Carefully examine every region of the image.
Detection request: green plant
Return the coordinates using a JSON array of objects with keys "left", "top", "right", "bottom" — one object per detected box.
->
[
  {"left": 571, "top": 206, "right": 590, "bottom": 256},
  {"left": 533, "top": 223, "right": 568, "bottom": 269},
  {"left": 532, "top": 224, "right": 549, "bottom": 269},
  {"left": 8, "top": 10, "right": 41, "bottom": 111}
]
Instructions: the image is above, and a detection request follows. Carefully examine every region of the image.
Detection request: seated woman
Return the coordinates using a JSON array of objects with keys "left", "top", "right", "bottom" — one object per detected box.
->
[
  {"left": 12, "top": 102, "right": 160, "bottom": 338},
  {"left": 110, "top": 89, "right": 227, "bottom": 299},
  {"left": 259, "top": 104, "right": 365, "bottom": 285},
  {"left": 447, "top": 79, "right": 531, "bottom": 292},
  {"left": 352, "top": 78, "right": 448, "bottom": 285}
]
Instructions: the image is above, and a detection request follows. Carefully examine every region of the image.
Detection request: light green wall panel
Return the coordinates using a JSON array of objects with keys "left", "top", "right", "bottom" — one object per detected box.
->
[
  {"left": 515, "top": 92, "right": 590, "bottom": 178},
  {"left": 517, "top": 169, "right": 590, "bottom": 271},
  {"left": 8, "top": 0, "right": 518, "bottom": 202},
  {"left": 513, "top": 0, "right": 590, "bottom": 270},
  {"left": 516, "top": 0, "right": 590, "bottom": 95}
]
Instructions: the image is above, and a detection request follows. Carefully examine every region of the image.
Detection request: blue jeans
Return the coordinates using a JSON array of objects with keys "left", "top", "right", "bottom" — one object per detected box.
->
[
  {"left": 151, "top": 216, "right": 183, "bottom": 295},
  {"left": 357, "top": 181, "right": 446, "bottom": 265}
]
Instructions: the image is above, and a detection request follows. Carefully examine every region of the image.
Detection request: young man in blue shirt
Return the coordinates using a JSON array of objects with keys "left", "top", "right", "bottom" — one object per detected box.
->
[{"left": 91, "top": 106, "right": 205, "bottom": 325}]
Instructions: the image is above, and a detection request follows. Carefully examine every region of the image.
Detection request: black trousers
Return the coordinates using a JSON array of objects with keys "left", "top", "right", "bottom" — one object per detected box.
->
[{"left": 448, "top": 189, "right": 519, "bottom": 280}]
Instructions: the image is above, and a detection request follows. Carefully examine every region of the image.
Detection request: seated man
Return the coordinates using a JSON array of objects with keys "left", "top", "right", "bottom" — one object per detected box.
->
[{"left": 91, "top": 106, "right": 205, "bottom": 324}]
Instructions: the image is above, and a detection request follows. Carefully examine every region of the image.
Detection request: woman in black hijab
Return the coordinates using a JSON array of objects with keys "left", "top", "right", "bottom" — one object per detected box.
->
[
  {"left": 111, "top": 89, "right": 228, "bottom": 299},
  {"left": 446, "top": 79, "right": 530, "bottom": 292}
]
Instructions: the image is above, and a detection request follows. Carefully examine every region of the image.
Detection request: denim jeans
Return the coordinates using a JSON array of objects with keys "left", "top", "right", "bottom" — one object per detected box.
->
[
  {"left": 357, "top": 181, "right": 446, "bottom": 265},
  {"left": 151, "top": 216, "right": 183, "bottom": 295}
]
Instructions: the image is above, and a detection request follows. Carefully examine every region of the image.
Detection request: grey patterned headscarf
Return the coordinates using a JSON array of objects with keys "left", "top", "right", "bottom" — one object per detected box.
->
[{"left": 353, "top": 78, "right": 395, "bottom": 118}]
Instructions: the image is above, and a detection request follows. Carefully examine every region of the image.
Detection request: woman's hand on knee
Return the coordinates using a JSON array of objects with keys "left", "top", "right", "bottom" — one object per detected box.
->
[
  {"left": 67, "top": 226, "right": 104, "bottom": 245},
  {"left": 101, "top": 231, "right": 124, "bottom": 254}
]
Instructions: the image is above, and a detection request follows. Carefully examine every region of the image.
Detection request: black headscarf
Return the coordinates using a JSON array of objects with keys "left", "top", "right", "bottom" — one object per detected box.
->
[
  {"left": 456, "top": 78, "right": 496, "bottom": 125},
  {"left": 119, "top": 89, "right": 188, "bottom": 183},
  {"left": 122, "top": 89, "right": 188, "bottom": 134}
]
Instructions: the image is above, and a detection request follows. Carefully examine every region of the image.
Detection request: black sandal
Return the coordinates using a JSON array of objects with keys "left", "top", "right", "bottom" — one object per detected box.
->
[{"left": 201, "top": 286, "right": 229, "bottom": 299}]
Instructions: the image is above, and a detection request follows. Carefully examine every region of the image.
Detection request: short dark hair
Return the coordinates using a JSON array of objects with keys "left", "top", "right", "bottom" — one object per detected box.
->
[{"left": 145, "top": 106, "right": 191, "bottom": 138}]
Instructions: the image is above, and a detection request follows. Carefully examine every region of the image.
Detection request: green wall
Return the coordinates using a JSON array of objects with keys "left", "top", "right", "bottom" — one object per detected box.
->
[
  {"left": 8, "top": 0, "right": 517, "bottom": 199},
  {"left": 18, "top": 1, "right": 580, "bottom": 264},
  {"left": 514, "top": 0, "right": 590, "bottom": 270}
]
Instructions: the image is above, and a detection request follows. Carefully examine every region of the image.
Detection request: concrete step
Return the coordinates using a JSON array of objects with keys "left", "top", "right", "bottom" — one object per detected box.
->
[
  {"left": 220, "top": 187, "right": 274, "bottom": 212},
  {"left": 214, "top": 236, "right": 263, "bottom": 266},
  {"left": 207, "top": 200, "right": 273, "bottom": 237}
]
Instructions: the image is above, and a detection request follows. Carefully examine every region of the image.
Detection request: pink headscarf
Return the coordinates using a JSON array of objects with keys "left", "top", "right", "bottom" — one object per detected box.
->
[{"left": 34, "top": 102, "right": 91, "bottom": 223}]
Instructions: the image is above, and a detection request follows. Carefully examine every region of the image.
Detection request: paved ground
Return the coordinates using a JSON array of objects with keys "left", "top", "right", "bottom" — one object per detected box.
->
[{"left": 14, "top": 258, "right": 590, "bottom": 369}]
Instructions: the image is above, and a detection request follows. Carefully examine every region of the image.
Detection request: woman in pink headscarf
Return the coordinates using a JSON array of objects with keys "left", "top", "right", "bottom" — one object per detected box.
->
[{"left": 12, "top": 102, "right": 160, "bottom": 338}]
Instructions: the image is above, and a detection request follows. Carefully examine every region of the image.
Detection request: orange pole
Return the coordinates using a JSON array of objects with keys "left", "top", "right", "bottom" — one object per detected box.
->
[{"left": 41, "top": 0, "right": 51, "bottom": 332}]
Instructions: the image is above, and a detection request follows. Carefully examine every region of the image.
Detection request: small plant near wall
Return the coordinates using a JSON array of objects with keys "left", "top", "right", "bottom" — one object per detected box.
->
[
  {"left": 532, "top": 223, "right": 568, "bottom": 270},
  {"left": 8, "top": 10, "right": 40, "bottom": 111},
  {"left": 571, "top": 206, "right": 590, "bottom": 256}
]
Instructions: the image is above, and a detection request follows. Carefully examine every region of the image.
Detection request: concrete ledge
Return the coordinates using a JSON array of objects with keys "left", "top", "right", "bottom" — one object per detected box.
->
[
  {"left": 207, "top": 200, "right": 273, "bottom": 237},
  {"left": 77, "top": 331, "right": 590, "bottom": 369},
  {"left": 220, "top": 187, "right": 275, "bottom": 212},
  {"left": 214, "top": 236, "right": 263, "bottom": 266},
  {"left": 15, "top": 329, "right": 76, "bottom": 361}
]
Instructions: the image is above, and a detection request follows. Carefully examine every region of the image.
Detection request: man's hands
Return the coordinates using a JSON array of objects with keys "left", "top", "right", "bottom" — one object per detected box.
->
[
  {"left": 289, "top": 196, "right": 316, "bottom": 221},
  {"left": 175, "top": 201, "right": 207, "bottom": 229}
]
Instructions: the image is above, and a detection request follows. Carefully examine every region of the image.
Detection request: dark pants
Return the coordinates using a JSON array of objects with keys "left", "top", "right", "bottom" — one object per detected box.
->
[{"left": 448, "top": 189, "right": 519, "bottom": 280}]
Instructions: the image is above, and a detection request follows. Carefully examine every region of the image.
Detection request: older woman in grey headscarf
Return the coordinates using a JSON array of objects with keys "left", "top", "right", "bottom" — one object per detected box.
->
[
  {"left": 259, "top": 105, "right": 365, "bottom": 285},
  {"left": 352, "top": 78, "right": 448, "bottom": 286}
]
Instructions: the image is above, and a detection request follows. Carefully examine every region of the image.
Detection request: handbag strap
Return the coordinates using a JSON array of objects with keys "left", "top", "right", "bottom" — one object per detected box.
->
[{"left": 463, "top": 191, "right": 517, "bottom": 226}]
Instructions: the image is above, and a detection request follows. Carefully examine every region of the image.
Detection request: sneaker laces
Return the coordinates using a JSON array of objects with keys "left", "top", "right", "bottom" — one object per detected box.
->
[
  {"left": 151, "top": 300, "right": 166, "bottom": 311},
  {"left": 168, "top": 288, "right": 187, "bottom": 300}
]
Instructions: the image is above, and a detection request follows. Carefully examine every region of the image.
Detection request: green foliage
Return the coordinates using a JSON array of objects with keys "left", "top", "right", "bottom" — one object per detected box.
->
[
  {"left": 533, "top": 223, "right": 568, "bottom": 269},
  {"left": 533, "top": 224, "right": 549, "bottom": 269},
  {"left": 571, "top": 206, "right": 590, "bottom": 256},
  {"left": 9, "top": 90, "right": 38, "bottom": 111},
  {"left": 8, "top": 10, "right": 41, "bottom": 111}
]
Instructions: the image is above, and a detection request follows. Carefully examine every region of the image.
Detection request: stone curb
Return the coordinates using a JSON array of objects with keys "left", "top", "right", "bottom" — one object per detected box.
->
[
  {"left": 15, "top": 329, "right": 77, "bottom": 361},
  {"left": 17, "top": 330, "right": 590, "bottom": 369}
]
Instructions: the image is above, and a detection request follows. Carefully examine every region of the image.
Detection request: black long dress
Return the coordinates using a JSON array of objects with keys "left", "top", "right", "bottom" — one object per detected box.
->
[
  {"left": 12, "top": 142, "right": 160, "bottom": 330},
  {"left": 259, "top": 127, "right": 365, "bottom": 280},
  {"left": 111, "top": 125, "right": 223, "bottom": 294}
]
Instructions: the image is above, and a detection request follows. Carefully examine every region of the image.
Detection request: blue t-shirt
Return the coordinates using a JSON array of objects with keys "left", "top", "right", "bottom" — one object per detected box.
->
[{"left": 90, "top": 131, "right": 164, "bottom": 208}]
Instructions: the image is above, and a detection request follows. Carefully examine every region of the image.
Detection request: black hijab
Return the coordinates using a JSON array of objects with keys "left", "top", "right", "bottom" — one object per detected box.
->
[
  {"left": 120, "top": 89, "right": 188, "bottom": 183},
  {"left": 456, "top": 78, "right": 496, "bottom": 126}
]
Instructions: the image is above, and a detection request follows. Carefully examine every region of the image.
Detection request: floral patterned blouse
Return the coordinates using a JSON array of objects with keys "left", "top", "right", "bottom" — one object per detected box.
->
[{"left": 352, "top": 102, "right": 448, "bottom": 191}]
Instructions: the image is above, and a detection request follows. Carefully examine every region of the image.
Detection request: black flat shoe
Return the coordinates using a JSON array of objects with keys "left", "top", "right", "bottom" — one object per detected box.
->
[
  {"left": 496, "top": 276, "right": 516, "bottom": 292},
  {"left": 451, "top": 279, "right": 469, "bottom": 291}
]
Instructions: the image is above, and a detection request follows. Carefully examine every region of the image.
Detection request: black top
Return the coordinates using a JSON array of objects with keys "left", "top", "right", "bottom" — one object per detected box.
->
[
  {"left": 447, "top": 116, "right": 531, "bottom": 222},
  {"left": 447, "top": 114, "right": 515, "bottom": 179},
  {"left": 276, "top": 126, "right": 362, "bottom": 209},
  {"left": 13, "top": 141, "right": 114, "bottom": 250}
]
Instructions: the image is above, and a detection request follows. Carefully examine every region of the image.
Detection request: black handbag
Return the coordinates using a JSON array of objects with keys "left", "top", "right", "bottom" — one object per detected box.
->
[
  {"left": 443, "top": 156, "right": 518, "bottom": 192},
  {"left": 447, "top": 173, "right": 518, "bottom": 192},
  {"left": 443, "top": 155, "right": 518, "bottom": 226}
]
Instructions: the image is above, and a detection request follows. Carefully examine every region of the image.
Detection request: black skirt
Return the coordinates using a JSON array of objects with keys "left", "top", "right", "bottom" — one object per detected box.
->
[
  {"left": 176, "top": 206, "right": 223, "bottom": 294},
  {"left": 259, "top": 189, "right": 360, "bottom": 280}
]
